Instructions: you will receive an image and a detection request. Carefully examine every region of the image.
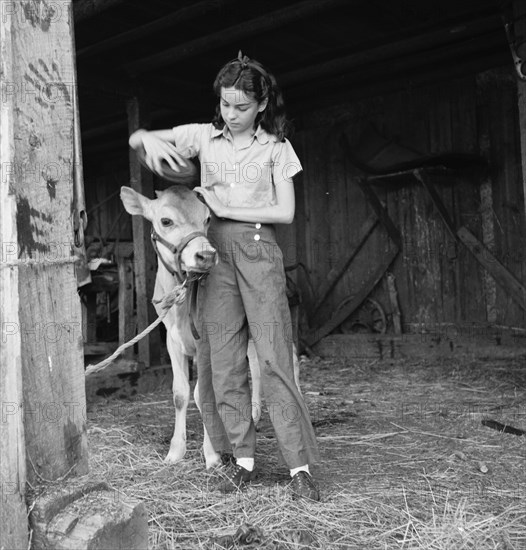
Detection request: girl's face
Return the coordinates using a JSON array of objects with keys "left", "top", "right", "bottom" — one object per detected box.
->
[{"left": 220, "top": 86, "right": 267, "bottom": 136}]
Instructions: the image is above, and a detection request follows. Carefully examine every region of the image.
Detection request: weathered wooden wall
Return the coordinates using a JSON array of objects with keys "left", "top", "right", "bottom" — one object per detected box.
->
[
  {"left": 292, "top": 66, "right": 526, "bottom": 334},
  {"left": 83, "top": 65, "right": 526, "bottom": 344}
]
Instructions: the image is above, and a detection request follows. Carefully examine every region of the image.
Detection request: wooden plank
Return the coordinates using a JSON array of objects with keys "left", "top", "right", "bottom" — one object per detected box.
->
[
  {"left": 0, "top": 154, "right": 28, "bottom": 544},
  {"left": 314, "top": 333, "right": 526, "bottom": 361},
  {"left": 457, "top": 226, "right": 526, "bottom": 312},
  {"left": 77, "top": 0, "right": 240, "bottom": 58},
  {"left": 386, "top": 272, "right": 402, "bottom": 334},
  {"left": 305, "top": 247, "right": 399, "bottom": 347},
  {"left": 514, "top": 18, "right": 526, "bottom": 319},
  {"left": 355, "top": 176, "right": 401, "bottom": 248},
  {"left": 450, "top": 78, "right": 486, "bottom": 325},
  {"left": 3, "top": 0, "right": 88, "bottom": 489},
  {"left": 414, "top": 169, "right": 458, "bottom": 240},
  {"left": 126, "top": 97, "right": 161, "bottom": 366},
  {"left": 302, "top": 128, "right": 331, "bottom": 318},
  {"left": 340, "top": 133, "right": 402, "bottom": 249},
  {"left": 118, "top": 258, "right": 135, "bottom": 359},
  {"left": 125, "top": 0, "right": 350, "bottom": 75},
  {"left": 321, "top": 130, "right": 354, "bottom": 315},
  {"left": 312, "top": 213, "right": 378, "bottom": 314},
  {"left": 281, "top": 13, "right": 501, "bottom": 88},
  {"left": 289, "top": 131, "right": 316, "bottom": 338},
  {"left": 478, "top": 69, "right": 525, "bottom": 326},
  {"left": 476, "top": 73, "right": 498, "bottom": 324}
]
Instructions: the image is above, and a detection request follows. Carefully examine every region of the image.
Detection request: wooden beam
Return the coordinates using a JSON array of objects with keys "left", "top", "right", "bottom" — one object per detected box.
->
[
  {"left": 288, "top": 29, "right": 506, "bottom": 108},
  {"left": 0, "top": 110, "right": 28, "bottom": 545},
  {"left": 312, "top": 213, "right": 378, "bottom": 314},
  {"left": 414, "top": 169, "right": 458, "bottom": 241},
  {"left": 124, "top": 0, "right": 350, "bottom": 75},
  {"left": 118, "top": 258, "right": 135, "bottom": 359},
  {"left": 457, "top": 226, "right": 526, "bottom": 312},
  {"left": 2, "top": 0, "right": 88, "bottom": 489},
  {"left": 516, "top": 0, "right": 526, "bottom": 234},
  {"left": 281, "top": 12, "right": 502, "bottom": 88},
  {"left": 290, "top": 48, "right": 508, "bottom": 121},
  {"left": 339, "top": 133, "right": 403, "bottom": 246},
  {"left": 476, "top": 79, "right": 497, "bottom": 324},
  {"left": 314, "top": 333, "right": 526, "bottom": 361},
  {"left": 73, "top": 0, "right": 125, "bottom": 22},
  {"left": 126, "top": 97, "right": 161, "bottom": 366},
  {"left": 305, "top": 247, "right": 399, "bottom": 347},
  {"left": 386, "top": 272, "right": 402, "bottom": 334},
  {"left": 77, "top": 0, "right": 239, "bottom": 58}
]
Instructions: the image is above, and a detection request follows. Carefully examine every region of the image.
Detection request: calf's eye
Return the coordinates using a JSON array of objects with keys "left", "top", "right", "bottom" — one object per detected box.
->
[{"left": 161, "top": 218, "right": 173, "bottom": 227}]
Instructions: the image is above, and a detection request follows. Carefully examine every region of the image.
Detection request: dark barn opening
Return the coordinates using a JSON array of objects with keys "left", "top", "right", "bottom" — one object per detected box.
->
[{"left": 75, "top": 0, "right": 526, "bottom": 365}]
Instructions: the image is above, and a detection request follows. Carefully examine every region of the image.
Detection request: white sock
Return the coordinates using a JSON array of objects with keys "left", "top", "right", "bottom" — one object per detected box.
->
[
  {"left": 290, "top": 465, "right": 310, "bottom": 478},
  {"left": 236, "top": 457, "right": 254, "bottom": 472}
]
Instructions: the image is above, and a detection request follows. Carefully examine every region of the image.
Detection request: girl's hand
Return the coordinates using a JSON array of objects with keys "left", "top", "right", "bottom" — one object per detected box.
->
[
  {"left": 140, "top": 133, "right": 188, "bottom": 175},
  {"left": 194, "top": 187, "right": 227, "bottom": 218}
]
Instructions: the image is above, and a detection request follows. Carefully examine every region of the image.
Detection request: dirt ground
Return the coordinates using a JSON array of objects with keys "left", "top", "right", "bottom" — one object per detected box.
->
[{"left": 86, "top": 352, "right": 526, "bottom": 549}]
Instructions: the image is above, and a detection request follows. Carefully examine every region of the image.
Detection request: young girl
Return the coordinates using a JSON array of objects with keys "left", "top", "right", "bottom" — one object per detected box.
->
[{"left": 129, "top": 52, "right": 320, "bottom": 501}]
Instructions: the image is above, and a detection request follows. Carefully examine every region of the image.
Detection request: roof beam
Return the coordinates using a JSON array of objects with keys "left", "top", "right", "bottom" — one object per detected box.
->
[
  {"left": 280, "top": 12, "right": 503, "bottom": 88},
  {"left": 77, "top": 0, "right": 239, "bottom": 58},
  {"left": 124, "top": 0, "right": 350, "bottom": 75},
  {"left": 289, "top": 40, "right": 508, "bottom": 118}
]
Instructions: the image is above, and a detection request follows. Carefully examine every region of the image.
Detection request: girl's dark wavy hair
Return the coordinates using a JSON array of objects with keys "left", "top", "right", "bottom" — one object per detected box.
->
[{"left": 212, "top": 53, "right": 292, "bottom": 142}]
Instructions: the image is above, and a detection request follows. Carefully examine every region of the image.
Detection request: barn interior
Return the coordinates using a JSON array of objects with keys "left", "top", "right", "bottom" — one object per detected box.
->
[
  {"left": 4, "top": 1, "right": 526, "bottom": 547},
  {"left": 74, "top": 0, "right": 526, "bottom": 366}
]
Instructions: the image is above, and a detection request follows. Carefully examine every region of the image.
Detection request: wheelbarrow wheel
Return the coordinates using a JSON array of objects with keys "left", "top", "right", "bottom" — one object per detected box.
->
[{"left": 339, "top": 298, "right": 387, "bottom": 334}]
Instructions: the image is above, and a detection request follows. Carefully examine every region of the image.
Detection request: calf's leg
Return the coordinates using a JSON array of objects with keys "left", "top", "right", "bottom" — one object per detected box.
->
[
  {"left": 193, "top": 380, "right": 222, "bottom": 469},
  {"left": 247, "top": 340, "right": 262, "bottom": 426},
  {"left": 164, "top": 329, "right": 190, "bottom": 464}
]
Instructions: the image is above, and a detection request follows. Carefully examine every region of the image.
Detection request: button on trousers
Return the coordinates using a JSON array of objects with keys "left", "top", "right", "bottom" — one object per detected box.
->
[{"left": 196, "top": 217, "right": 319, "bottom": 468}]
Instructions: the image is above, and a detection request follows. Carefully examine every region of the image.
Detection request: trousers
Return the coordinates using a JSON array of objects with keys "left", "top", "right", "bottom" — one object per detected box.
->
[{"left": 196, "top": 217, "right": 319, "bottom": 468}]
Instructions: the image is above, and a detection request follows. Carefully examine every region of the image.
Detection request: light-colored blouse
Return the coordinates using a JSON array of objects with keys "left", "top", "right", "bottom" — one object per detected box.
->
[{"left": 172, "top": 123, "right": 302, "bottom": 208}]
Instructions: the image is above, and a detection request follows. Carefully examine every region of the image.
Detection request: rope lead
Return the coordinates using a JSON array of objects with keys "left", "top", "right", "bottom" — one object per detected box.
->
[{"left": 84, "top": 282, "right": 187, "bottom": 377}]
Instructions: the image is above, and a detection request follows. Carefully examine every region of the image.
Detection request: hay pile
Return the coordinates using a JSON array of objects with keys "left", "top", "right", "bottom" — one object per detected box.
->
[{"left": 86, "top": 355, "right": 526, "bottom": 549}]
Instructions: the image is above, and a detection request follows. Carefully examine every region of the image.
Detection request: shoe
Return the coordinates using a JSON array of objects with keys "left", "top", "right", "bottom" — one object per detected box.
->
[
  {"left": 217, "top": 463, "right": 256, "bottom": 493},
  {"left": 290, "top": 471, "right": 320, "bottom": 501}
]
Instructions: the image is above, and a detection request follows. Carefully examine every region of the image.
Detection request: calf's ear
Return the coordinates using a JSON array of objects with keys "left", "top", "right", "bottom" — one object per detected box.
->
[{"left": 120, "top": 186, "right": 153, "bottom": 220}]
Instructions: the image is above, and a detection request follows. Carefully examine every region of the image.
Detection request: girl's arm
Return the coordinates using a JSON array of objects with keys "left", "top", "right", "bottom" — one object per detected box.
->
[
  {"left": 129, "top": 128, "right": 188, "bottom": 174},
  {"left": 195, "top": 179, "right": 295, "bottom": 224}
]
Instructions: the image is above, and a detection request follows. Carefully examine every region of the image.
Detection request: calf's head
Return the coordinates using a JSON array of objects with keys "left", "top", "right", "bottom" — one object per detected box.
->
[{"left": 120, "top": 185, "right": 217, "bottom": 275}]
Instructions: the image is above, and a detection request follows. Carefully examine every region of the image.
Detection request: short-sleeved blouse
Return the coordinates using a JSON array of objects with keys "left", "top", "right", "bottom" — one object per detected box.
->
[{"left": 172, "top": 123, "right": 302, "bottom": 208}]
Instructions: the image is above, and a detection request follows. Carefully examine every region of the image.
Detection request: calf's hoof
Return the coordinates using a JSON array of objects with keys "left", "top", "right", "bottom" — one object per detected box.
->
[
  {"left": 163, "top": 446, "right": 186, "bottom": 464},
  {"left": 204, "top": 453, "right": 222, "bottom": 470}
]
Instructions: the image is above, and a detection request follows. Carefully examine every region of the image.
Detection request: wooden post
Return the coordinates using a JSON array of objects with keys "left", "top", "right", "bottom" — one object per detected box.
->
[
  {"left": 0, "top": 164, "right": 28, "bottom": 548},
  {"left": 1, "top": 0, "right": 88, "bottom": 540},
  {"left": 513, "top": 0, "right": 526, "bottom": 221},
  {"left": 126, "top": 97, "right": 160, "bottom": 366},
  {"left": 518, "top": 81, "right": 526, "bottom": 229},
  {"left": 118, "top": 257, "right": 135, "bottom": 359}
]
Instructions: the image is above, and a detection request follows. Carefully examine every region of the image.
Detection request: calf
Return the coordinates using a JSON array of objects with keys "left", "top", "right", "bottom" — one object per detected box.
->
[{"left": 121, "top": 185, "right": 299, "bottom": 469}]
